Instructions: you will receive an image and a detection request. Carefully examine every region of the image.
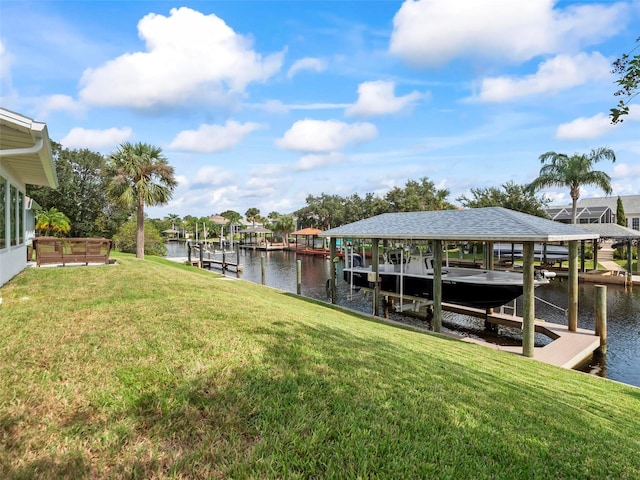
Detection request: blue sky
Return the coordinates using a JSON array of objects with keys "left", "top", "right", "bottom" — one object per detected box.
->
[{"left": 1, "top": 0, "right": 639, "bottom": 219}]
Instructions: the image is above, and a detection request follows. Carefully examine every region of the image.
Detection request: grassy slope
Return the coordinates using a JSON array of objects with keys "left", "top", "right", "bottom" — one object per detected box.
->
[{"left": 1, "top": 254, "right": 639, "bottom": 479}]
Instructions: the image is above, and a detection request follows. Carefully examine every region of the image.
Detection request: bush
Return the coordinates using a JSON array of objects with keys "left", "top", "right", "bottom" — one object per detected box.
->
[{"left": 113, "top": 219, "right": 167, "bottom": 256}]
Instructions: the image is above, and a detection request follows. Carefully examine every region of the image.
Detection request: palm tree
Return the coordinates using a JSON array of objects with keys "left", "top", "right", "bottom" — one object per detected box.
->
[
  {"left": 275, "top": 215, "right": 295, "bottom": 244},
  {"left": 165, "top": 213, "right": 181, "bottom": 230},
  {"left": 245, "top": 207, "right": 260, "bottom": 227},
  {"left": 35, "top": 207, "right": 71, "bottom": 237},
  {"left": 528, "top": 148, "right": 616, "bottom": 224},
  {"left": 107, "top": 142, "right": 177, "bottom": 259}
]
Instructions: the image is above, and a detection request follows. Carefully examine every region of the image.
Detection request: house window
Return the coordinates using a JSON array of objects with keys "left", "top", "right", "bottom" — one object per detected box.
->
[
  {"left": 18, "top": 190, "right": 24, "bottom": 245},
  {"left": 10, "top": 184, "right": 17, "bottom": 246},
  {"left": 0, "top": 176, "right": 5, "bottom": 249},
  {"left": 633, "top": 218, "right": 639, "bottom": 231}
]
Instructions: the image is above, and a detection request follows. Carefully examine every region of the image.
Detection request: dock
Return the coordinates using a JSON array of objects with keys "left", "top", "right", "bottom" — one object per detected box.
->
[
  {"left": 441, "top": 303, "right": 601, "bottom": 368},
  {"left": 189, "top": 258, "right": 242, "bottom": 272},
  {"left": 376, "top": 290, "right": 601, "bottom": 369}
]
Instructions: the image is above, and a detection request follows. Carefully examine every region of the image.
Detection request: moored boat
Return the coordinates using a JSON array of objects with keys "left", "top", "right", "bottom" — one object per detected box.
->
[{"left": 343, "top": 248, "right": 553, "bottom": 309}]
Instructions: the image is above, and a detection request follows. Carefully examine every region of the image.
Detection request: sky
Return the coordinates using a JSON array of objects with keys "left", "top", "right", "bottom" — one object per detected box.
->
[{"left": 1, "top": 0, "right": 639, "bottom": 220}]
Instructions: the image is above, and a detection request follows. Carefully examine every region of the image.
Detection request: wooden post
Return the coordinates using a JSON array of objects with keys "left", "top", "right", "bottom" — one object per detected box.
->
[
  {"left": 261, "top": 254, "right": 266, "bottom": 285},
  {"left": 433, "top": 240, "right": 443, "bottom": 333},
  {"left": 199, "top": 241, "right": 204, "bottom": 268},
  {"left": 522, "top": 242, "right": 535, "bottom": 358},
  {"left": 485, "top": 241, "right": 495, "bottom": 327},
  {"left": 568, "top": 240, "right": 578, "bottom": 332},
  {"left": 296, "top": 259, "right": 302, "bottom": 295},
  {"left": 593, "top": 239, "right": 598, "bottom": 271},
  {"left": 580, "top": 240, "right": 586, "bottom": 272},
  {"left": 485, "top": 241, "right": 494, "bottom": 270},
  {"left": 187, "top": 242, "right": 192, "bottom": 263},
  {"left": 330, "top": 237, "right": 337, "bottom": 304},
  {"left": 372, "top": 238, "right": 380, "bottom": 317},
  {"left": 595, "top": 284, "right": 607, "bottom": 354}
]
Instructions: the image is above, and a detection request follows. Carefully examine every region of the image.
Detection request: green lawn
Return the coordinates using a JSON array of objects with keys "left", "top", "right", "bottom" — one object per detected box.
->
[{"left": 1, "top": 253, "right": 639, "bottom": 479}]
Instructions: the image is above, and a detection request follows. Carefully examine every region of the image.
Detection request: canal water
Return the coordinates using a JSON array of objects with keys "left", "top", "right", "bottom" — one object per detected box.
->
[{"left": 166, "top": 243, "right": 640, "bottom": 388}]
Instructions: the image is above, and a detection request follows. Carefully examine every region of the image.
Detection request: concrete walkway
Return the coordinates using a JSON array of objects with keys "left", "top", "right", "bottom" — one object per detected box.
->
[{"left": 598, "top": 246, "right": 640, "bottom": 283}]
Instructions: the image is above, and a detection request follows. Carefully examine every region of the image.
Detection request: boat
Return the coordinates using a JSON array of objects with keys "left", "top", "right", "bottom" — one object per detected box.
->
[
  {"left": 343, "top": 246, "right": 554, "bottom": 309},
  {"left": 493, "top": 243, "right": 569, "bottom": 263}
]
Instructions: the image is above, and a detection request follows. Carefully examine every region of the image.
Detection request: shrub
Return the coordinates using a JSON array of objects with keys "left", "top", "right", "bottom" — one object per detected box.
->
[{"left": 113, "top": 219, "right": 167, "bottom": 256}]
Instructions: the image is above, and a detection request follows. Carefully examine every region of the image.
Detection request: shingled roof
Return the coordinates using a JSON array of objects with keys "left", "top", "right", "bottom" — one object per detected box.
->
[
  {"left": 577, "top": 223, "right": 640, "bottom": 239},
  {"left": 319, "top": 207, "right": 599, "bottom": 242}
]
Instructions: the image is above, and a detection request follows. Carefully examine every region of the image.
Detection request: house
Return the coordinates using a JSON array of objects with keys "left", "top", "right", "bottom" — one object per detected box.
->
[
  {"left": 0, "top": 109, "right": 58, "bottom": 287},
  {"left": 547, "top": 195, "right": 640, "bottom": 231}
]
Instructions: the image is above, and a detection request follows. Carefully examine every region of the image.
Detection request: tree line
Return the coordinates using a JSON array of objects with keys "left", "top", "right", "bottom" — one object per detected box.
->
[{"left": 28, "top": 140, "right": 622, "bottom": 259}]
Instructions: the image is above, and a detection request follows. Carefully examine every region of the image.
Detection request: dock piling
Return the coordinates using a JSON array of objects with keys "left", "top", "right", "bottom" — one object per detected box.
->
[
  {"left": 261, "top": 254, "right": 266, "bottom": 285},
  {"left": 595, "top": 284, "right": 607, "bottom": 354},
  {"left": 296, "top": 260, "right": 302, "bottom": 294}
]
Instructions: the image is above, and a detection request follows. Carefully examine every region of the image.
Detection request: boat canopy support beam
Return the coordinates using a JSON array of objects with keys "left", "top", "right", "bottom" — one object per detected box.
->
[
  {"left": 432, "top": 239, "right": 443, "bottom": 333},
  {"left": 522, "top": 242, "right": 535, "bottom": 357}
]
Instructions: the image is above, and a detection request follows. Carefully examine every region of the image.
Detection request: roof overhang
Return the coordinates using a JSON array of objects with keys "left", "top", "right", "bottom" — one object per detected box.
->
[
  {"left": 0, "top": 108, "right": 58, "bottom": 188},
  {"left": 319, "top": 207, "right": 600, "bottom": 243},
  {"left": 577, "top": 223, "right": 640, "bottom": 240}
]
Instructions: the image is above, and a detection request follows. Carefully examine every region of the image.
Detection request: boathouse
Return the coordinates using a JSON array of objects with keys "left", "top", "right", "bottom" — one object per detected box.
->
[{"left": 319, "top": 207, "right": 599, "bottom": 361}]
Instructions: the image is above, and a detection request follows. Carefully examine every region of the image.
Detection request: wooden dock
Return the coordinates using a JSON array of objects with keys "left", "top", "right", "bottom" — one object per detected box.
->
[
  {"left": 189, "top": 256, "right": 242, "bottom": 272},
  {"left": 442, "top": 303, "right": 601, "bottom": 368},
  {"left": 377, "top": 290, "right": 601, "bottom": 369}
]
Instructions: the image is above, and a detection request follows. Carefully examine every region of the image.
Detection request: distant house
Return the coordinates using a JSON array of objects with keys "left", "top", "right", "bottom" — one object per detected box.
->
[
  {"left": 0, "top": 109, "right": 58, "bottom": 287},
  {"left": 546, "top": 195, "right": 640, "bottom": 231}
]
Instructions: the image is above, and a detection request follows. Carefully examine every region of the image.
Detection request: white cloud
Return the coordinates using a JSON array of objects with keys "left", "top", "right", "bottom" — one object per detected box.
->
[
  {"left": 192, "top": 166, "right": 235, "bottom": 186},
  {"left": 295, "top": 152, "right": 345, "bottom": 171},
  {"left": 287, "top": 57, "right": 327, "bottom": 79},
  {"left": 555, "top": 113, "right": 613, "bottom": 140},
  {"left": 346, "top": 80, "right": 424, "bottom": 117},
  {"left": 60, "top": 126, "right": 132, "bottom": 150},
  {"left": 169, "top": 120, "right": 264, "bottom": 153},
  {"left": 389, "top": 0, "right": 627, "bottom": 67},
  {"left": 78, "top": 7, "right": 283, "bottom": 108},
  {"left": 612, "top": 163, "right": 640, "bottom": 179},
  {"left": 556, "top": 105, "right": 640, "bottom": 139},
  {"left": 0, "top": 40, "right": 15, "bottom": 101},
  {"left": 475, "top": 52, "right": 610, "bottom": 103},
  {"left": 36, "top": 94, "right": 85, "bottom": 118},
  {"left": 252, "top": 100, "right": 290, "bottom": 114},
  {"left": 276, "top": 119, "right": 377, "bottom": 152},
  {"left": 0, "top": 39, "right": 11, "bottom": 78}
]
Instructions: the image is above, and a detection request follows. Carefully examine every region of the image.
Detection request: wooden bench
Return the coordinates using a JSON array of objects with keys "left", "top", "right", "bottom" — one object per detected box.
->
[{"left": 33, "top": 237, "right": 112, "bottom": 267}]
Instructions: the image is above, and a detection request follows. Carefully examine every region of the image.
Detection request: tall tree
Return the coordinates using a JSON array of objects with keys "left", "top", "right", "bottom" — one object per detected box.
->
[
  {"left": 274, "top": 215, "right": 295, "bottom": 244},
  {"left": 611, "top": 37, "right": 640, "bottom": 124},
  {"left": 106, "top": 142, "right": 177, "bottom": 259},
  {"left": 616, "top": 197, "right": 627, "bottom": 227},
  {"left": 165, "top": 213, "right": 181, "bottom": 230},
  {"left": 245, "top": 207, "right": 261, "bottom": 226},
  {"left": 27, "top": 142, "right": 122, "bottom": 237},
  {"left": 457, "top": 181, "right": 549, "bottom": 217},
  {"left": 528, "top": 148, "right": 616, "bottom": 224},
  {"left": 384, "top": 177, "right": 452, "bottom": 212}
]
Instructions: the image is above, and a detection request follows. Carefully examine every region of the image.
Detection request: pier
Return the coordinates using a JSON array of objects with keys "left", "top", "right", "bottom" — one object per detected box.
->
[
  {"left": 370, "top": 289, "right": 602, "bottom": 369},
  {"left": 442, "top": 303, "right": 601, "bottom": 368},
  {"left": 188, "top": 242, "right": 243, "bottom": 272}
]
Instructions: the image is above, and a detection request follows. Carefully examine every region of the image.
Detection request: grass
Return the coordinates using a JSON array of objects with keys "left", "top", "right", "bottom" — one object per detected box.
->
[{"left": 1, "top": 253, "right": 639, "bottom": 479}]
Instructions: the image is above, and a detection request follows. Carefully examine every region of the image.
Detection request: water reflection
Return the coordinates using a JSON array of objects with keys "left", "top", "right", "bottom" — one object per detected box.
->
[{"left": 166, "top": 243, "right": 639, "bottom": 388}]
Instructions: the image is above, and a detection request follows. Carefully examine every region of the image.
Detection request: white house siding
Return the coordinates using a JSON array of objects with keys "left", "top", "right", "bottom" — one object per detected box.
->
[
  {"left": 0, "top": 166, "right": 27, "bottom": 287},
  {"left": 0, "top": 108, "right": 56, "bottom": 287}
]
